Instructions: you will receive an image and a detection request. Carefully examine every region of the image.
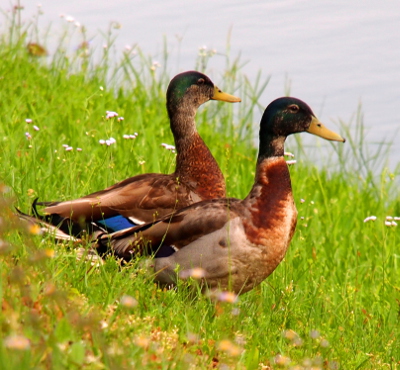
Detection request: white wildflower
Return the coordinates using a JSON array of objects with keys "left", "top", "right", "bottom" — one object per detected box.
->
[
  {"left": 363, "top": 216, "right": 377, "bottom": 223},
  {"left": 161, "top": 143, "right": 176, "bottom": 151},
  {"left": 106, "top": 111, "right": 118, "bottom": 119}
]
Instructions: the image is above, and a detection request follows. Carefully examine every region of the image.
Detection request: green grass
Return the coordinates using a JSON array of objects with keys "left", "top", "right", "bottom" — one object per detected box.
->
[{"left": 0, "top": 8, "right": 400, "bottom": 370}]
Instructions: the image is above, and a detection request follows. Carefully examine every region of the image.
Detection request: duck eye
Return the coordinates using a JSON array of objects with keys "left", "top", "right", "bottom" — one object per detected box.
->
[
  {"left": 197, "top": 78, "right": 205, "bottom": 85},
  {"left": 288, "top": 104, "right": 299, "bottom": 113}
]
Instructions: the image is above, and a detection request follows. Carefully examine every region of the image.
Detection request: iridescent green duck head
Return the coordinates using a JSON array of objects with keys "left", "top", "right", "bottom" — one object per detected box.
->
[
  {"left": 166, "top": 70, "right": 241, "bottom": 119},
  {"left": 259, "top": 97, "right": 345, "bottom": 159}
]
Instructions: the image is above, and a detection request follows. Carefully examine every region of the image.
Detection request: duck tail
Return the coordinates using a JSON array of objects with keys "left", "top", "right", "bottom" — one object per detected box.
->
[{"left": 15, "top": 207, "right": 78, "bottom": 242}]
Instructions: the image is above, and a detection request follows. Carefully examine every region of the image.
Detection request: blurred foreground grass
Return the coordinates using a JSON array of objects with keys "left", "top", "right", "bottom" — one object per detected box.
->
[{"left": 0, "top": 5, "right": 399, "bottom": 369}]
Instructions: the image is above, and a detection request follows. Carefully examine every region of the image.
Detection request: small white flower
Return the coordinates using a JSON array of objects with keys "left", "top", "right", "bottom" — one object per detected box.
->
[
  {"left": 394, "top": 217, "right": 400, "bottom": 221},
  {"left": 109, "top": 137, "right": 116, "bottom": 144},
  {"left": 125, "top": 45, "right": 132, "bottom": 51},
  {"left": 74, "top": 21, "right": 81, "bottom": 28},
  {"left": 65, "top": 146, "right": 73, "bottom": 151},
  {"left": 363, "top": 216, "right": 377, "bottom": 223},
  {"left": 300, "top": 199, "right": 305, "bottom": 203},
  {"left": 391, "top": 221, "right": 397, "bottom": 226},
  {"left": 286, "top": 160, "right": 296, "bottom": 165},
  {"left": 33, "top": 125, "right": 39, "bottom": 131},
  {"left": 76, "top": 148, "right": 82, "bottom": 152},
  {"left": 99, "top": 139, "right": 106, "bottom": 145},
  {"left": 161, "top": 143, "right": 176, "bottom": 151},
  {"left": 385, "top": 221, "right": 392, "bottom": 227},
  {"left": 25, "top": 132, "right": 32, "bottom": 139},
  {"left": 62, "top": 144, "right": 69, "bottom": 148},
  {"left": 284, "top": 151, "right": 295, "bottom": 157},
  {"left": 103, "top": 43, "right": 108, "bottom": 49},
  {"left": 99, "top": 86, "right": 104, "bottom": 91},
  {"left": 106, "top": 111, "right": 118, "bottom": 119},
  {"left": 117, "top": 117, "right": 124, "bottom": 121},
  {"left": 123, "top": 134, "right": 130, "bottom": 139},
  {"left": 65, "top": 16, "right": 74, "bottom": 22},
  {"left": 129, "top": 134, "right": 137, "bottom": 139},
  {"left": 25, "top": 118, "right": 33, "bottom": 123}
]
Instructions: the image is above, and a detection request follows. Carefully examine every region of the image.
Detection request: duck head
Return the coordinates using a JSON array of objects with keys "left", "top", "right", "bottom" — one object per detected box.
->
[
  {"left": 258, "top": 97, "right": 345, "bottom": 159},
  {"left": 166, "top": 71, "right": 241, "bottom": 116}
]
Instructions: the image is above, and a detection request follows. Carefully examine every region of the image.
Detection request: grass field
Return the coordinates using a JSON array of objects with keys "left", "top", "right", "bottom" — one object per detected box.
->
[{"left": 0, "top": 8, "right": 399, "bottom": 369}]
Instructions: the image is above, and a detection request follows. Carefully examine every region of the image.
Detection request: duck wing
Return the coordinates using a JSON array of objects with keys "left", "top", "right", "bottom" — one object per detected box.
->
[
  {"left": 96, "top": 197, "right": 245, "bottom": 259},
  {"left": 36, "top": 173, "right": 201, "bottom": 234}
]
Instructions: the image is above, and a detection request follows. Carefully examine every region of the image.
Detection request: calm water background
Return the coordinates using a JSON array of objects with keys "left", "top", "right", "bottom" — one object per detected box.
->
[{"left": 17, "top": 0, "right": 400, "bottom": 169}]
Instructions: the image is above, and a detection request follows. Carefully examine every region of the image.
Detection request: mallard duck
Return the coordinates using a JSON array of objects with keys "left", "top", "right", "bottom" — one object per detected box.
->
[
  {"left": 29, "top": 71, "right": 241, "bottom": 237},
  {"left": 95, "top": 97, "right": 345, "bottom": 294}
]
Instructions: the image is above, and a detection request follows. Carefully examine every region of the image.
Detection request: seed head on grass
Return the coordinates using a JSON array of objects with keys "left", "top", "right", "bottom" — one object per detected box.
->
[
  {"left": 179, "top": 267, "right": 206, "bottom": 279},
  {"left": 28, "top": 224, "right": 42, "bottom": 235},
  {"left": 4, "top": 335, "right": 31, "bottom": 350},
  {"left": 120, "top": 295, "right": 138, "bottom": 308},
  {"left": 273, "top": 354, "right": 291, "bottom": 367},
  {"left": 309, "top": 330, "right": 320, "bottom": 339},
  {"left": 212, "top": 291, "right": 239, "bottom": 304},
  {"left": 217, "top": 339, "right": 242, "bottom": 357}
]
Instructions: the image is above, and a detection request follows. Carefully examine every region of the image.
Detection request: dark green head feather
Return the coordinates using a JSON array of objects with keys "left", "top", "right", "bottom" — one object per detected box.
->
[
  {"left": 258, "top": 97, "right": 344, "bottom": 159},
  {"left": 166, "top": 71, "right": 214, "bottom": 109}
]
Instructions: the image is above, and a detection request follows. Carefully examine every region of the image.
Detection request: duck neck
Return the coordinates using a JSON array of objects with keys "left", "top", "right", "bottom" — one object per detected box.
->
[
  {"left": 169, "top": 104, "right": 226, "bottom": 199},
  {"left": 244, "top": 135, "right": 293, "bottom": 226}
]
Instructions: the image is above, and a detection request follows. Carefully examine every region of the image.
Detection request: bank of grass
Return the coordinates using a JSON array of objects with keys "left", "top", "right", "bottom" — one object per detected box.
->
[{"left": 1, "top": 8, "right": 400, "bottom": 370}]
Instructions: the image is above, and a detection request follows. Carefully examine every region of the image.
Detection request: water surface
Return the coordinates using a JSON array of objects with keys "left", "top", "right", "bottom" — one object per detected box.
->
[{"left": 19, "top": 0, "right": 400, "bottom": 168}]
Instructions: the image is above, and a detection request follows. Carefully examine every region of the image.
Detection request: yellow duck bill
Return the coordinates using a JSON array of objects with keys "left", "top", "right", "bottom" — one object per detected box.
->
[
  {"left": 307, "top": 116, "right": 346, "bottom": 142},
  {"left": 211, "top": 85, "right": 241, "bottom": 103}
]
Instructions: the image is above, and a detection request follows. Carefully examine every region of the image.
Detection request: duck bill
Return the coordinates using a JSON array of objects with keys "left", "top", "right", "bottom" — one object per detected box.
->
[
  {"left": 211, "top": 85, "right": 241, "bottom": 103},
  {"left": 307, "top": 116, "right": 346, "bottom": 142}
]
